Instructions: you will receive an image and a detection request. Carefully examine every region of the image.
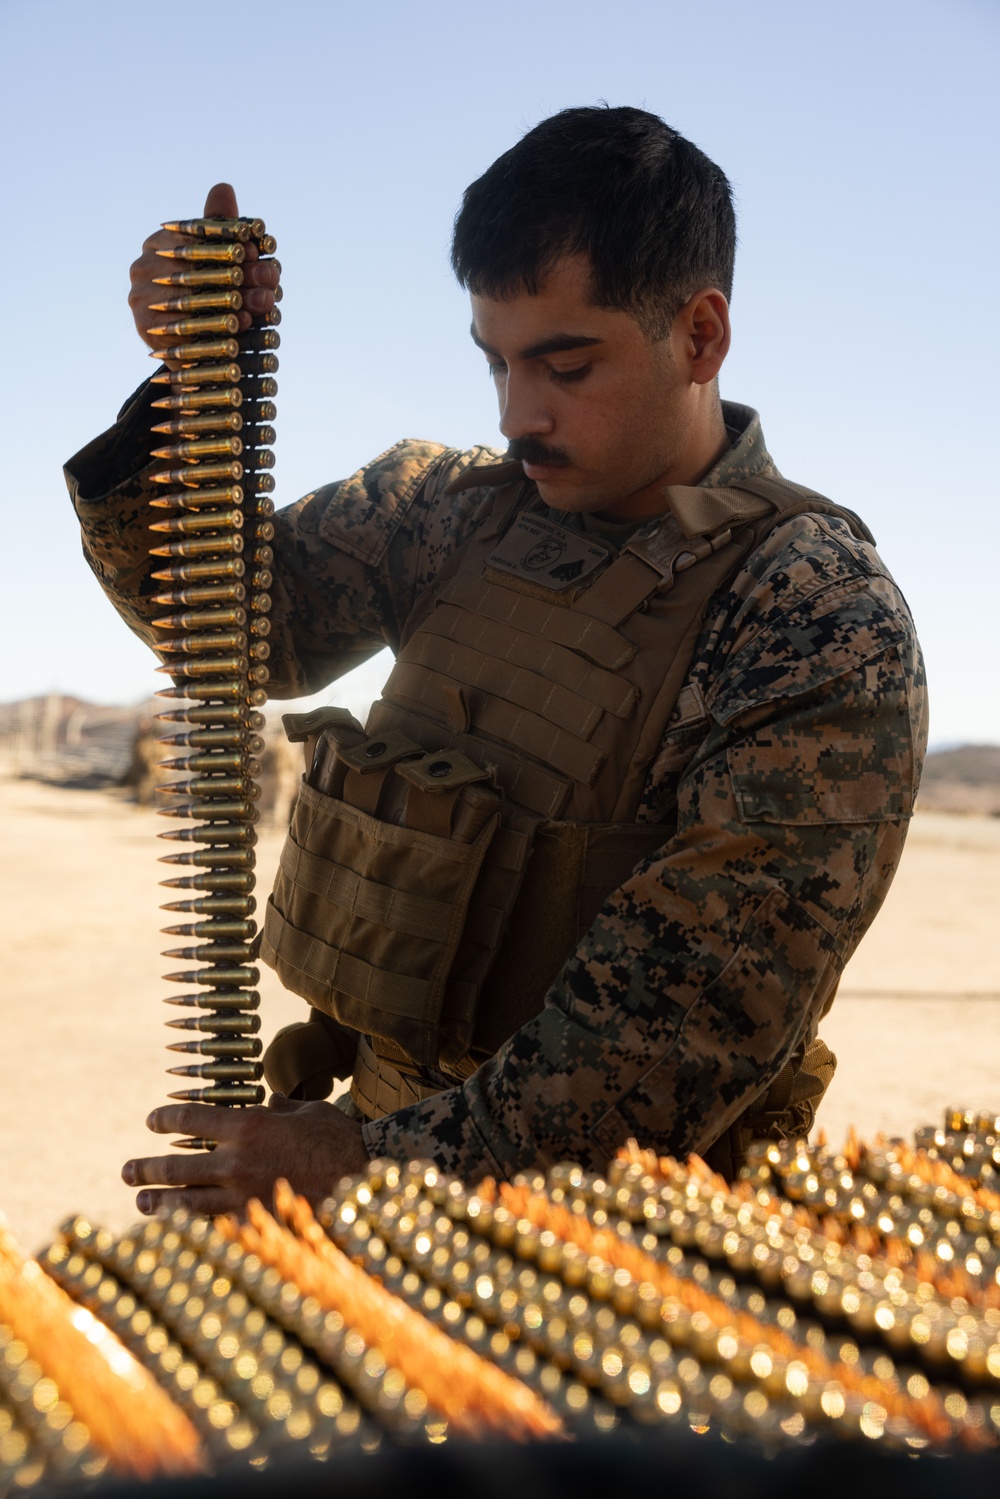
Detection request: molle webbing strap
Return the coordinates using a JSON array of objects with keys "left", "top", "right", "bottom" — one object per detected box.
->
[
  {"left": 437, "top": 578, "right": 637, "bottom": 671},
  {"left": 400, "top": 633, "right": 607, "bottom": 740},
  {"left": 261, "top": 914, "right": 432, "bottom": 1020},
  {"left": 367, "top": 698, "right": 571, "bottom": 819},
  {"left": 419, "top": 605, "right": 638, "bottom": 718},
  {"left": 276, "top": 836, "right": 455, "bottom": 944},
  {"left": 385, "top": 661, "right": 607, "bottom": 788},
  {"left": 350, "top": 1037, "right": 443, "bottom": 1118}
]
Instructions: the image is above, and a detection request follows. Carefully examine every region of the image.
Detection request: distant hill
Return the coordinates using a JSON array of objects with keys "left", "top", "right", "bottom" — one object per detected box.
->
[{"left": 918, "top": 744, "right": 1000, "bottom": 815}]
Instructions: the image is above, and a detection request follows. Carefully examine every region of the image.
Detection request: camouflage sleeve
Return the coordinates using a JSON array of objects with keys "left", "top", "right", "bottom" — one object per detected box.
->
[
  {"left": 361, "top": 515, "right": 928, "bottom": 1178},
  {"left": 64, "top": 381, "right": 503, "bottom": 697}
]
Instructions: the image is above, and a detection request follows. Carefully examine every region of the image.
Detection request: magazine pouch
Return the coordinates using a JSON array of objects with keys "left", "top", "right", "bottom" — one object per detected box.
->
[{"left": 261, "top": 716, "right": 502, "bottom": 1069}]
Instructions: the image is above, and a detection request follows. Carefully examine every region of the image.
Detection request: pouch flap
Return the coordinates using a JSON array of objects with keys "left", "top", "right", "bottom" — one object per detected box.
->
[
  {"left": 338, "top": 730, "right": 424, "bottom": 774},
  {"left": 283, "top": 706, "right": 366, "bottom": 745},
  {"left": 395, "top": 750, "right": 493, "bottom": 793}
]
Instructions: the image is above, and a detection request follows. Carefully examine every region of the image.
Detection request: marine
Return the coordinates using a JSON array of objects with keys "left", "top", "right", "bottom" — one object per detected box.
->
[{"left": 64, "top": 107, "right": 927, "bottom": 1214}]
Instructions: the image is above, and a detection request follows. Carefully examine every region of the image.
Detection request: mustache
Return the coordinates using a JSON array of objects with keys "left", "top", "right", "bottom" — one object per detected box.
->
[{"left": 505, "top": 437, "right": 571, "bottom": 469}]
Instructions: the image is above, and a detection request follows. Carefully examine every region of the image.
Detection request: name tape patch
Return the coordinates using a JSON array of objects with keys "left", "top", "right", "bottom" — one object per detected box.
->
[{"left": 487, "top": 513, "right": 611, "bottom": 591}]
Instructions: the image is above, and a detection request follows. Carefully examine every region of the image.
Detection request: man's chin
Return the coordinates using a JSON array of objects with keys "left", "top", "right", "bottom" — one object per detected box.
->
[{"left": 527, "top": 468, "right": 596, "bottom": 513}]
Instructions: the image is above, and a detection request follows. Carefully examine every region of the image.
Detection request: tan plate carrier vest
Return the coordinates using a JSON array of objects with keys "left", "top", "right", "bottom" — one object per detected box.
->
[{"left": 261, "top": 468, "right": 869, "bottom": 1169}]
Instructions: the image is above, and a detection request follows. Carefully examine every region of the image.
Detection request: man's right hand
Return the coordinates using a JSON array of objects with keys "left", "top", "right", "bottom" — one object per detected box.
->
[{"left": 128, "top": 182, "right": 281, "bottom": 366}]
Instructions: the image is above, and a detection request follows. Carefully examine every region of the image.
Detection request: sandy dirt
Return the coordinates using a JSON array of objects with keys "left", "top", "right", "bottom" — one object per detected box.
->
[{"left": 1, "top": 765, "right": 998, "bottom": 1254}]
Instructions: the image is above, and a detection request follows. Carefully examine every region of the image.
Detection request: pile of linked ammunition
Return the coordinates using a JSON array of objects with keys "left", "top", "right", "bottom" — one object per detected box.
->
[{"left": 0, "top": 1109, "right": 998, "bottom": 1491}]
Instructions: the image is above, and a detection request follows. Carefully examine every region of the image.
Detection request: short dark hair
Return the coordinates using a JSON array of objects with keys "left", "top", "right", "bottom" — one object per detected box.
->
[{"left": 451, "top": 106, "right": 736, "bottom": 337}]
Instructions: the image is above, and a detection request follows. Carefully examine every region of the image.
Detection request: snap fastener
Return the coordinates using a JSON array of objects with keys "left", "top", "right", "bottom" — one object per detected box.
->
[
  {"left": 364, "top": 740, "right": 387, "bottom": 759},
  {"left": 427, "top": 759, "right": 453, "bottom": 778}
]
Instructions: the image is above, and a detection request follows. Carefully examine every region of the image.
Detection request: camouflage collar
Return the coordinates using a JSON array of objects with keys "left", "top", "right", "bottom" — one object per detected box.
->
[{"left": 445, "top": 402, "right": 775, "bottom": 526}]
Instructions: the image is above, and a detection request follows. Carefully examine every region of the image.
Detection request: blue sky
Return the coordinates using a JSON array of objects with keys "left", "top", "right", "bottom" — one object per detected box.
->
[{"left": 1, "top": 0, "right": 997, "bottom": 745}]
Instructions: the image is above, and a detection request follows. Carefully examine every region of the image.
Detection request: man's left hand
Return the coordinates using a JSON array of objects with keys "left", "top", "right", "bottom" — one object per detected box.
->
[{"left": 121, "top": 1094, "right": 370, "bottom": 1217}]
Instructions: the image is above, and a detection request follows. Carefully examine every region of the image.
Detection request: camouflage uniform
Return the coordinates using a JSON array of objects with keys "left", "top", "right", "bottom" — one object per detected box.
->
[{"left": 65, "top": 386, "right": 927, "bottom": 1179}]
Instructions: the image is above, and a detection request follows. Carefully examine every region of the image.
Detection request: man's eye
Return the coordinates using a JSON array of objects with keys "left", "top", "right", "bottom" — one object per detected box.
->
[
  {"left": 487, "top": 361, "right": 507, "bottom": 378},
  {"left": 550, "top": 365, "right": 589, "bottom": 385}
]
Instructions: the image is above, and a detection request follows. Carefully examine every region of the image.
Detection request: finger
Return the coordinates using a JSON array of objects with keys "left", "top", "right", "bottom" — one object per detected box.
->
[
  {"left": 135, "top": 1186, "right": 247, "bottom": 1218},
  {"left": 241, "top": 286, "right": 274, "bottom": 315},
  {"left": 203, "top": 182, "right": 239, "bottom": 219},
  {"left": 122, "top": 1151, "right": 223, "bottom": 1189},
  {"left": 242, "top": 256, "right": 279, "bottom": 287},
  {"left": 146, "top": 1103, "right": 249, "bottom": 1138}
]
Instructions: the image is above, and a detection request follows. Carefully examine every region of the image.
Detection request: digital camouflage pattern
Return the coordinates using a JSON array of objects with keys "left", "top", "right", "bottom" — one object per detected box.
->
[{"left": 66, "top": 393, "right": 928, "bottom": 1179}]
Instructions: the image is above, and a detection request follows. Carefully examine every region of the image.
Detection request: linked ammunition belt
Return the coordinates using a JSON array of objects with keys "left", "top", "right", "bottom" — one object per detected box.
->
[
  {"left": 145, "top": 214, "right": 280, "bottom": 1131},
  {"left": 1, "top": 1108, "right": 999, "bottom": 1489}
]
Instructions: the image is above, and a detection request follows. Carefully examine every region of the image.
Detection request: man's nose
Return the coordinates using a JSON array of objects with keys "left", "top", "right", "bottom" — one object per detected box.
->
[{"left": 498, "top": 373, "right": 554, "bottom": 442}]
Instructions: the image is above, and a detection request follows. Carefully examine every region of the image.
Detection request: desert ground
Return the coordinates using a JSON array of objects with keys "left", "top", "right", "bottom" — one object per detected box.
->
[{"left": 2, "top": 764, "right": 998, "bottom": 1254}]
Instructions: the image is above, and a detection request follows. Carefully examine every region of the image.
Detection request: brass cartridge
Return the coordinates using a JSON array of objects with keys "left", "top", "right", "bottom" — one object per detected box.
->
[
  {"left": 152, "top": 412, "right": 242, "bottom": 437},
  {"left": 149, "top": 487, "right": 244, "bottom": 512},
  {"left": 156, "top": 243, "right": 246, "bottom": 264},
  {"left": 161, "top": 919, "right": 255, "bottom": 941},
  {"left": 148, "top": 316, "right": 240, "bottom": 339},
  {"left": 161, "top": 896, "right": 256, "bottom": 917},
  {"left": 151, "top": 387, "right": 243, "bottom": 413},
  {"left": 167, "top": 1085, "right": 264, "bottom": 1104},
  {"left": 237, "top": 352, "right": 279, "bottom": 376},
  {"left": 159, "top": 870, "right": 255, "bottom": 892},
  {"left": 151, "top": 438, "right": 243, "bottom": 462},
  {"left": 162, "top": 971, "right": 259, "bottom": 995},
  {"left": 167, "top": 1037, "right": 262, "bottom": 1057},
  {"left": 161, "top": 731, "right": 262, "bottom": 753},
  {"left": 153, "top": 609, "right": 247, "bottom": 632},
  {"left": 159, "top": 772, "right": 255, "bottom": 795},
  {"left": 160, "top": 753, "right": 259, "bottom": 775},
  {"left": 149, "top": 338, "right": 240, "bottom": 364},
  {"left": 246, "top": 400, "right": 277, "bottom": 422},
  {"left": 151, "top": 363, "right": 242, "bottom": 388},
  {"left": 162, "top": 942, "right": 256, "bottom": 964},
  {"left": 150, "top": 536, "right": 244, "bottom": 560},
  {"left": 167, "top": 1062, "right": 263, "bottom": 1081},
  {"left": 166, "top": 1014, "right": 259, "bottom": 1033},
  {"left": 157, "top": 630, "right": 246, "bottom": 654},
  {"left": 150, "top": 291, "right": 244, "bottom": 315},
  {"left": 162, "top": 217, "right": 252, "bottom": 242},
  {"left": 155, "top": 803, "right": 256, "bottom": 827},
  {"left": 158, "top": 826, "right": 257, "bottom": 849},
  {"left": 151, "top": 558, "right": 246, "bottom": 584},
  {"left": 156, "top": 708, "right": 260, "bottom": 731},
  {"left": 162, "top": 989, "right": 259, "bottom": 1007},
  {"left": 150, "top": 514, "right": 243, "bottom": 540},
  {"left": 151, "top": 584, "right": 247, "bottom": 608},
  {"left": 152, "top": 267, "right": 245, "bottom": 288},
  {"left": 155, "top": 658, "right": 247, "bottom": 681}
]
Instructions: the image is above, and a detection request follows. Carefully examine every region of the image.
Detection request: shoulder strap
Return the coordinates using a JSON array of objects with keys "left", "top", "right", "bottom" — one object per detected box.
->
[{"left": 665, "top": 475, "right": 876, "bottom": 547}]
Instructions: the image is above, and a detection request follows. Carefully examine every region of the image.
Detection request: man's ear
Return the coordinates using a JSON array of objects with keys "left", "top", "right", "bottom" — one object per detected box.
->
[{"left": 677, "top": 288, "right": 731, "bottom": 385}]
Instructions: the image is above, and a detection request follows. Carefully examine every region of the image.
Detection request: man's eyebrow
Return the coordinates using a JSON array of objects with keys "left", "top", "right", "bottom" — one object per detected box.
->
[{"left": 470, "top": 325, "right": 603, "bottom": 360}]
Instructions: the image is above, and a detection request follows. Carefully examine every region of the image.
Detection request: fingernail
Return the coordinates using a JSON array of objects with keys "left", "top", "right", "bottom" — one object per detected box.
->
[
  {"left": 146, "top": 1112, "right": 158, "bottom": 1129},
  {"left": 122, "top": 1162, "right": 136, "bottom": 1185},
  {"left": 137, "top": 1192, "right": 152, "bottom": 1215}
]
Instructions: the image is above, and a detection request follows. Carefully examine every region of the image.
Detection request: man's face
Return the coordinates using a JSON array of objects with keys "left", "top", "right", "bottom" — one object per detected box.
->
[{"left": 470, "top": 255, "right": 692, "bottom": 522}]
